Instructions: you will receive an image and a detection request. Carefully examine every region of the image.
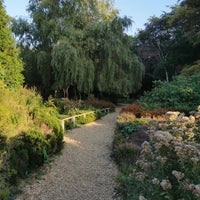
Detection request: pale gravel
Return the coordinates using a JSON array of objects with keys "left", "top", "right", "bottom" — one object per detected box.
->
[{"left": 15, "top": 108, "right": 120, "bottom": 200}]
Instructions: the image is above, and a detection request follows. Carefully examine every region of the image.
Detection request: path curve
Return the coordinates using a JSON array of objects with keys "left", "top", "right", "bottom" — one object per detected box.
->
[{"left": 16, "top": 108, "right": 120, "bottom": 200}]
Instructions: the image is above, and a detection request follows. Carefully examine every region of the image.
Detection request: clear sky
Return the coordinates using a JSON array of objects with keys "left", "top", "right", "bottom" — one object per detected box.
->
[{"left": 4, "top": 0, "right": 178, "bottom": 35}]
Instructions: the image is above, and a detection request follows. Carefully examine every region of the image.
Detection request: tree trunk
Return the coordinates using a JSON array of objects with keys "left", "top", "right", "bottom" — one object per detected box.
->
[{"left": 63, "top": 87, "right": 69, "bottom": 98}]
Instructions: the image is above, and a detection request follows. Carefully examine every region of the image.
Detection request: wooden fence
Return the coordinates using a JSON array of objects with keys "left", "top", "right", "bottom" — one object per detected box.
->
[{"left": 60, "top": 108, "right": 110, "bottom": 131}]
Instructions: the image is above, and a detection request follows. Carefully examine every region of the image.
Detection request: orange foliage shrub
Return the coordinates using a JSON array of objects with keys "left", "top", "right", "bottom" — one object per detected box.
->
[{"left": 121, "top": 102, "right": 167, "bottom": 119}]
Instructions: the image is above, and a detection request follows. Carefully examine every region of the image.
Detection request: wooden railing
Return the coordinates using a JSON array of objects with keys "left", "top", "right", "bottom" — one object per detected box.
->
[{"left": 60, "top": 108, "right": 110, "bottom": 131}]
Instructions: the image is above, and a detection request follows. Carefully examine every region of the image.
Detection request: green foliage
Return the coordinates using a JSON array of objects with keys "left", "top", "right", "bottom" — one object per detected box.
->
[
  {"left": 193, "top": 128, "right": 200, "bottom": 143},
  {"left": 181, "top": 59, "right": 200, "bottom": 76},
  {"left": 0, "top": 182, "right": 9, "bottom": 200},
  {"left": 112, "top": 131, "right": 126, "bottom": 147},
  {"left": 6, "top": 127, "right": 63, "bottom": 183},
  {"left": 8, "top": 130, "right": 49, "bottom": 180},
  {"left": 139, "top": 73, "right": 200, "bottom": 113},
  {"left": 136, "top": 1, "right": 200, "bottom": 84},
  {"left": 120, "top": 124, "right": 139, "bottom": 139},
  {"left": 0, "top": 150, "right": 10, "bottom": 200},
  {"left": 63, "top": 110, "right": 104, "bottom": 130},
  {"left": 112, "top": 144, "right": 140, "bottom": 167},
  {"left": 76, "top": 113, "right": 96, "bottom": 125},
  {"left": 170, "top": 0, "right": 200, "bottom": 46},
  {"left": 0, "top": 1, "right": 24, "bottom": 88},
  {"left": 113, "top": 118, "right": 141, "bottom": 168},
  {"left": 12, "top": 0, "right": 144, "bottom": 98},
  {"left": 0, "top": 87, "right": 63, "bottom": 197}
]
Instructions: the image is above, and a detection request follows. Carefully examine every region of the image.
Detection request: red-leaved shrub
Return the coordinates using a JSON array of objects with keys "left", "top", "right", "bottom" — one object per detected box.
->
[{"left": 121, "top": 102, "right": 167, "bottom": 119}]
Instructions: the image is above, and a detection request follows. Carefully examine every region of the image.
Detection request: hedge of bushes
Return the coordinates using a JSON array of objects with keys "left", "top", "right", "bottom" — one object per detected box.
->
[
  {"left": 51, "top": 97, "right": 115, "bottom": 115},
  {"left": 52, "top": 97, "right": 115, "bottom": 129},
  {"left": 63, "top": 110, "right": 104, "bottom": 129}
]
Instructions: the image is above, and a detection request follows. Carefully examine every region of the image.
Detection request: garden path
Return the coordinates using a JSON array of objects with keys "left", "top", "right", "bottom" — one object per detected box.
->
[{"left": 15, "top": 108, "right": 120, "bottom": 200}]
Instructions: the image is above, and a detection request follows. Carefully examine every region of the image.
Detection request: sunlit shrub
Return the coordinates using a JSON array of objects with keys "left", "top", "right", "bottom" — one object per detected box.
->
[
  {"left": 0, "top": 87, "right": 64, "bottom": 195},
  {"left": 117, "top": 113, "right": 136, "bottom": 124},
  {"left": 121, "top": 102, "right": 167, "bottom": 119}
]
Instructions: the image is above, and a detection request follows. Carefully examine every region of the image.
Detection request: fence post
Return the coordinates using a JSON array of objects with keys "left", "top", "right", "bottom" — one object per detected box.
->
[{"left": 60, "top": 119, "right": 65, "bottom": 131}]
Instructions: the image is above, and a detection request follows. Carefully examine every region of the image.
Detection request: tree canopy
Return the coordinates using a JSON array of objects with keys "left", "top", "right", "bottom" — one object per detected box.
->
[
  {"left": 12, "top": 0, "right": 144, "bottom": 98},
  {"left": 136, "top": 0, "right": 200, "bottom": 84}
]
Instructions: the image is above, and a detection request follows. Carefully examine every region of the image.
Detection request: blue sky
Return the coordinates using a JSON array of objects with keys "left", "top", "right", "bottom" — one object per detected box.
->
[{"left": 4, "top": 0, "right": 178, "bottom": 35}]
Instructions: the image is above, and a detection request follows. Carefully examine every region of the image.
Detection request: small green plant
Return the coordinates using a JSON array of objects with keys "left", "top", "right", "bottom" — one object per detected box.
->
[
  {"left": 113, "top": 132, "right": 126, "bottom": 147},
  {"left": 112, "top": 143, "right": 140, "bottom": 167},
  {"left": 193, "top": 128, "right": 200, "bottom": 143},
  {"left": 120, "top": 124, "right": 139, "bottom": 139},
  {"left": 0, "top": 181, "right": 10, "bottom": 200}
]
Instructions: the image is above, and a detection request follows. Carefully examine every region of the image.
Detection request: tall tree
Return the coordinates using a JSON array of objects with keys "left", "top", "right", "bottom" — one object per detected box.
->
[
  {"left": 0, "top": 0, "right": 24, "bottom": 88},
  {"left": 171, "top": 0, "right": 200, "bottom": 46},
  {"left": 136, "top": 5, "right": 199, "bottom": 83},
  {"left": 12, "top": 0, "right": 144, "bottom": 98},
  {"left": 86, "top": 17, "right": 144, "bottom": 95}
]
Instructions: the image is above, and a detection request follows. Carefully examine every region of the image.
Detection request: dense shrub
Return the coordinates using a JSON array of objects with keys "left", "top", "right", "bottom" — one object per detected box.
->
[
  {"left": 8, "top": 130, "right": 49, "bottom": 180},
  {"left": 181, "top": 60, "right": 200, "bottom": 76},
  {"left": 0, "top": 151, "right": 10, "bottom": 200},
  {"left": 139, "top": 73, "right": 200, "bottom": 114},
  {"left": 0, "top": 87, "right": 64, "bottom": 198},
  {"left": 64, "top": 110, "right": 104, "bottom": 129},
  {"left": 84, "top": 98, "right": 115, "bottom": 112},
  {"left": 112, "top": 117, "right": 142, "bottom": 168},
  {"left": 52, "top": 97, "right": 115, "bottom": 114},
  {"left": 112, "top": 143, "right": 140, "bottom": 167},
  {"left": 121, "top": 102, "right": 167, "bottom": 119}
]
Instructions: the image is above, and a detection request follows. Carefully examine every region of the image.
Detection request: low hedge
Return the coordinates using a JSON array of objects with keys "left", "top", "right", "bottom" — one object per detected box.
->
[
  {"left": 0, "top": 128, "right": 63, "bottom": 198},
  {"left": 64, "top": 110, "right": 105, "bottom": 129},
  {"left": 8, "top": 129, "right": 62, "bottom": 182}
]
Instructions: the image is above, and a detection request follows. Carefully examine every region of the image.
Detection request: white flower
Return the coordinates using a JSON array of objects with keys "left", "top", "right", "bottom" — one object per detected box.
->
[
  {"left": 142, "top": 141, "right": 152, "bottom": 154},
  {"left": 156, "top": 156, "right": 167, "bottom": 165},
  {"left": 172, "top": 170, "right": 184, "bottom": 180},
  {"left": 193, "top": 185, "right": 200, "bottom": 197},
  {"left": 160, "top": 179, "right": 172, "bottom": 190},
  {"left": 152, "top": 178, "right": 160, "bottom": 185},
  {"left": 139, "top": 195, "right": 147, "bottom": 200},
  {"left": 191, "top": 157, "right": 199, "bottom": 164}
]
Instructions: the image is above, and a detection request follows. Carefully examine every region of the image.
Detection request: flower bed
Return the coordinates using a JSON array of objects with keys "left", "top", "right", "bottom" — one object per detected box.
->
[{"left": 113, "top": 106, "right": 200, "bottom": 200}]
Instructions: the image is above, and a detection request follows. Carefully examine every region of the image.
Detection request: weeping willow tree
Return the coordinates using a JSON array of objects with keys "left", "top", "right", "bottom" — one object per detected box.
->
[
  {"left": 12, "top": 0, "right": 144, "bottom": 98},
  {"left": 51, "top": 36, "right": 95, "bottom": 97},
  {"left": 86, "top": 16, "right": 144, "bottom": 96}
]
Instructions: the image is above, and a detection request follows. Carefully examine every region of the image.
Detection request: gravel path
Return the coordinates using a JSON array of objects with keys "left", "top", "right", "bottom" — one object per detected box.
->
[{"left": 15, "top": 108, "right": 120, "bottom": 200}]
